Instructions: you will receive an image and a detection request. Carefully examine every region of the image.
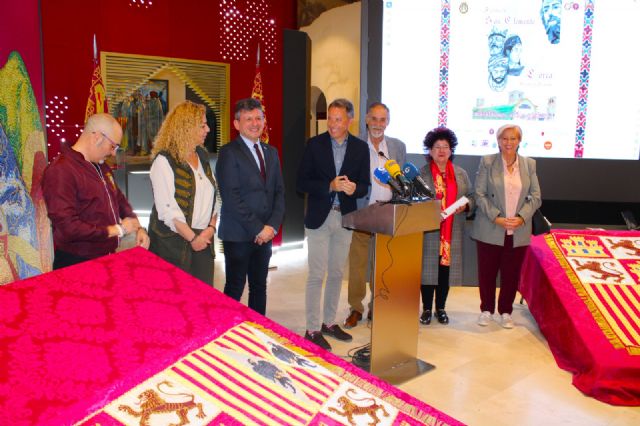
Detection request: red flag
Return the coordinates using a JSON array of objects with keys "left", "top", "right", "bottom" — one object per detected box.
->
[
  {"left": 251, "top": 44, "right": 269, "bottom": 144},
  {"left": 84, "top": 34, "right": 108, "bottom": 121}
]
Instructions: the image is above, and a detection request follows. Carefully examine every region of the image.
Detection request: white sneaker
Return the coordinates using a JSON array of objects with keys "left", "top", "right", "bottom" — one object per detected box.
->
[
  {"left": 501, "top": 313, "right": 514, "bottom": 329},
  {"left": 477, "top": 311, "right": 492, "bottom": 326}
]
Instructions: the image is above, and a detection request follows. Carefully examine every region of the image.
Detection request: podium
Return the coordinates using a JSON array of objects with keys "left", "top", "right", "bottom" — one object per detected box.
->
[{"left": 342, "top": 200, "right": 441, "bottom": 384}]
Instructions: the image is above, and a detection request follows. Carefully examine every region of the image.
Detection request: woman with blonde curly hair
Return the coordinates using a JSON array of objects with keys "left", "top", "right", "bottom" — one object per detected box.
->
[{"left": 148, "top": 100, "right": 218, "bottom": 285}]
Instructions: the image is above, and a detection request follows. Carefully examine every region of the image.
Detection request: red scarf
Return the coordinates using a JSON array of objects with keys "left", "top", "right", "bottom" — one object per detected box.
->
[{"left": 430, "top": 160, "right": 458, "bottom": 266}]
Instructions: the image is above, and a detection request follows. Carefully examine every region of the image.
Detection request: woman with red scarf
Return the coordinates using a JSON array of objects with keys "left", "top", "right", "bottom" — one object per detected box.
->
[{"left": 419, "top": 127, "right": 474, "bottom": 325}]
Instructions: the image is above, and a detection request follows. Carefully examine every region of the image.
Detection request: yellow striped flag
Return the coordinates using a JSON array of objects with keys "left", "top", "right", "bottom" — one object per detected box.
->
[
  {"left": 251, "top": 44, "right": 269, "bottom": 144},
  {"left": 84, "top": 34, "right": 108, "bottom": 121}
]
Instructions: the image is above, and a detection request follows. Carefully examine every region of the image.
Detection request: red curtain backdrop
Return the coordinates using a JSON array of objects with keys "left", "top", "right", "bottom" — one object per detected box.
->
[
  {"left": 1, "top": 0, "right": 45, "bottom": 123},
  {"left": 41, "top": 0, "right": 297, "bottom": 159}
]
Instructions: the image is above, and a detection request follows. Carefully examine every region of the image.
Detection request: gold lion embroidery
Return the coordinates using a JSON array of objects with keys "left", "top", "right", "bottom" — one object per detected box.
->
[
  {"left": 118, "top": 381, "right": 206, "bottom": 426},
  {"left": 328, "top": 388, "right": 390, "bottom": 426},
  {"left": 607, "top": 239, "right": 640, "bottom": 257},
  {"left": 572, "top": 259, "right": 624, "bottom": 283}
]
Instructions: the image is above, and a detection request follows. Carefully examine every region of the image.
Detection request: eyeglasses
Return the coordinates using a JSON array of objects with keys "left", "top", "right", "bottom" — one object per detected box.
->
[
  {"left": 98, "top": 132, "right": 121, "bottom": 151},
  {"left": 431, "top": 145, "right": 450, "bottom": 151}
]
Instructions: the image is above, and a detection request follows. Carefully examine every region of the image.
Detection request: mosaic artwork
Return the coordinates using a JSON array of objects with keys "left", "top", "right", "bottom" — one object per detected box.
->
[{"left": 0, "top": 51, "right": 52, "bottom": 284}]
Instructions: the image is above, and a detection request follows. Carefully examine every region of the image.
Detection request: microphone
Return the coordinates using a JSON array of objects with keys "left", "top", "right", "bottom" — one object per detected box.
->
[
  {"left": 373, "top": 167, "right": 403, "bottom": 195},
  {"left": 383, "top": 160, "right": 411, "bottom": 195},
  {"left": 402, "top": 162, "right": 435, "bottom": 198}
]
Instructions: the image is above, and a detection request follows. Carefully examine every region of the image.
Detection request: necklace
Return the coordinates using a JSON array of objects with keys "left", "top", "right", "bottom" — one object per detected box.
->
[
  {"left": 91, "top": 162, "right": 119, "bottom": 228},
  {"left": 188, "top": 152, "right": 202, "bottom": 180},
  {"left": 505, "top": 157, "right": 517, "bottom": 168}
]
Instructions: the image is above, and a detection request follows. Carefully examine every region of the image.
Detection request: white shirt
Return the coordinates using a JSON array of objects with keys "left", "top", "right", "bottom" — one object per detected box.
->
[
  {"left": 240, "top": 135, "right": 264, "bottom": 170},
  {"left": 368, "top": 137, "right": 392, "bottom": 205},
  {"left": 150, "top": 155, "right": 216, "bottom": 231}
]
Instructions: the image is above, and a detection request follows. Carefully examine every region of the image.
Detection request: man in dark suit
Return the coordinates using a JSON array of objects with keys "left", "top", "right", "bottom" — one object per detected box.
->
[
  {"left": 296, "top": 98, "right": 370, "bottom": 351},
  {"left": 216, "top": 98, "right": 285, "bottom": 315}
]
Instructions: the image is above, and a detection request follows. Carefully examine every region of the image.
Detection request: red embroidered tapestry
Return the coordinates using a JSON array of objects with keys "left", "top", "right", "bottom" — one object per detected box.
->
[
  {"left": 520, "top": 230, "right": 640, "bottom": 406},
  {"left": 0, "top": 247, "right": 462, "bottom": 425}
]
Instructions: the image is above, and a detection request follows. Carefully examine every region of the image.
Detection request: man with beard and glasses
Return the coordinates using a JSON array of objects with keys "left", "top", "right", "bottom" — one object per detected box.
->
[
  {"left": 541, "top": 0, "right": 562, "bottom": 44},
  {"left": 343, "top": 102, "right": 406, "bottom": 329}
]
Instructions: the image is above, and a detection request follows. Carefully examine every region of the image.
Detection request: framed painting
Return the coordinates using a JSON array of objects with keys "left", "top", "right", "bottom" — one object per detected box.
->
[{"left": 140, "top": 79, "right": 168, "bottom": 114}]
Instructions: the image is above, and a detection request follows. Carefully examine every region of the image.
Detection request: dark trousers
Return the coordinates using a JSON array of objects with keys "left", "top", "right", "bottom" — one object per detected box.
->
[
  {"left": 476, "top": 235, "right": 527, "bottom": 315},
  {"left": 421, "top": 263, "right": 450, "bottom": 311},
  {"left": 53, "top": 250, "right": 91, "bottom": 270},
  {"left": 188, "top": 247, "right": 215, "bottom": 286},
  {"left": 223, "top": 240, "right": 272, "bottom": 315}
]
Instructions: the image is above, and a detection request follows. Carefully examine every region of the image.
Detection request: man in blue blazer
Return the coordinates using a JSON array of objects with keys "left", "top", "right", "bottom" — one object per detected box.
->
[
  {"left": 216, "top": 98, "right": 285, "bottom": 315},
  {"left": 344, "top": 102, "right": 407, "bottom": 329},
  {"left": 296, "top": 98, "right": 370, "bottom": 351}
]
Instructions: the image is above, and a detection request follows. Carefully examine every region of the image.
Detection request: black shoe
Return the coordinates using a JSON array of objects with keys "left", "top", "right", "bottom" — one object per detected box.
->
[
  {"left": 304, "top": 330, "right": 331, "bottom": 351},
  {"left": 420, "top": 310, "right": 432, "bottom": 325},
  {"left": 436, "top": 309, "right": 449, "bottom": 324},
  {"left": 321, "top": 323, "right": 353, "bottom": 342}
]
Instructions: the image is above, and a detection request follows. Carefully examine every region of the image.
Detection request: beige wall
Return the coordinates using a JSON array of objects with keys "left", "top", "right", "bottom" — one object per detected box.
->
[
  {"left": 301, "top": 2, "right": 361, "bottom": 135},
  {"left": 153, "top": 68, "right": 186, "bottom": 111}
]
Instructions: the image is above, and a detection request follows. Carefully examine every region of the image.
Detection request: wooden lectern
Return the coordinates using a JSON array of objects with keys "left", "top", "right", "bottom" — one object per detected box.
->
[{"left": 342, "top": 200, "right": 441, "bottom": 384}]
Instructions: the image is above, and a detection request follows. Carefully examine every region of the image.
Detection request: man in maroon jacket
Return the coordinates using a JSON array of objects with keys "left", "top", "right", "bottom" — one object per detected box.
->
[{"left": 42, "top": 113, "right": 149, "bottom": 269}]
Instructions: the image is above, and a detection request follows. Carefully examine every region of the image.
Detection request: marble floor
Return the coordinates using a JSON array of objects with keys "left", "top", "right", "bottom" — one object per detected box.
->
[{"left": 210, "top": 246, "right": 640, "bottom": 426}]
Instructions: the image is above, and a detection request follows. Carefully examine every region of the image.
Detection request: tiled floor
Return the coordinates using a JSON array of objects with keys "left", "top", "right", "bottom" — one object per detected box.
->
[{"left": 211, "top": 246, "right": 640, "bottom": 426}]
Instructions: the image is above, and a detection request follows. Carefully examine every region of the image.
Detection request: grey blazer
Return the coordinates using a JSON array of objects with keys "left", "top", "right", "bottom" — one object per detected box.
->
[
  {"left": 356, "top": 135, "right": 407, "bottom": 209},
  {"left": 471, "top": 153, "right": 542, "bottom": 247},
  {"left": 420, "top": 162, "right": 475, "bottom": 286}
]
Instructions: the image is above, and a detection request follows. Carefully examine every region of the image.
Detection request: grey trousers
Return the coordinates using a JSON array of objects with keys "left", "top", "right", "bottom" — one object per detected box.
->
[{"left": 305, "top": 210, "right": 353, "bottom": 332}]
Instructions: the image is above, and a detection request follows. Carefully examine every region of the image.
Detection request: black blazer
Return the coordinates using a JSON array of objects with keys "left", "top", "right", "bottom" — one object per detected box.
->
[
  {"left": 216, "top": 137, "right": 285, "bottom": 242},
  {"left": 296, "top": 132, "right": 370, "bottom": 229}
]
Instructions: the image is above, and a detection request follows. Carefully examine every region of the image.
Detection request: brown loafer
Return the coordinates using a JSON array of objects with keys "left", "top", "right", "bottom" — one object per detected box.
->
[{"left": 343, "top": 310, "right": 362, "bottom": 329}]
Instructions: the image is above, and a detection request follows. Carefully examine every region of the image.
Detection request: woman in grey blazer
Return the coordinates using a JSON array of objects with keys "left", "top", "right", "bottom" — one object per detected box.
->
[
  {"left": 419, "top": 127, "right": 474, "bottom": 325},
  {"left": 471, "top": 124, "right": 541, "bottom": 328}
]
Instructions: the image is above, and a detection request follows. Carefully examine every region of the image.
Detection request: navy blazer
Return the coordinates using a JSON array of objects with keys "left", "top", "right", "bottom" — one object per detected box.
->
[
  {"left": 216, "top": 137, "right": 285, "bottom": 242},
  {"left": 296, "top": 132, "right": 370, "bottom": 229}
]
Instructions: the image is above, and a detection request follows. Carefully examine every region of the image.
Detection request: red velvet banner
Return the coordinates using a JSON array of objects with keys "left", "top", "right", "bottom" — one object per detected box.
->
[
  {"left": 0, "top": 247, "right": 463, "bottom": 425},
  {"left": 520, "top": 230, "right": 640, "bottom": 406}
]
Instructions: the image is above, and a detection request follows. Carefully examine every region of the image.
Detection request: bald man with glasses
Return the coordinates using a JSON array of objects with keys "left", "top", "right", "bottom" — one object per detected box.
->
[{"left": 43, "top": 113, "right": 149, "bottom": 269}]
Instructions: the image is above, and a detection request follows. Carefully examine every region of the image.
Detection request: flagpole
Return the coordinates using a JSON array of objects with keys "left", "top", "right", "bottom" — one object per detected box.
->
[
  {"left": 93, "top": 33, "right": 98, "bottom": 64},
  {"left": 85, "top": 34, "right": 108, "bottom": 121}
]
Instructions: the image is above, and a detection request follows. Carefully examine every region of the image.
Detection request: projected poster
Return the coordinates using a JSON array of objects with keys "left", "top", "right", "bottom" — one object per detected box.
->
[{"left": 382, "top": 0, "right": 640, "bottom": 160}]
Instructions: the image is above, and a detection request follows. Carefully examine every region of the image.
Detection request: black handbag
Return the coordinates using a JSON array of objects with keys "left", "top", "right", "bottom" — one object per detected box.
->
[{"left": 532, "top": 209, "right": 551, "bottom": 235}]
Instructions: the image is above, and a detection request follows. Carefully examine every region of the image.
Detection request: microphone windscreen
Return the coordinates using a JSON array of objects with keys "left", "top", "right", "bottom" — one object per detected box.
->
[
  {"left": 373, "top": 167, "right": 391, "bottom": 184},
  {"left": 384, "top": 160, "right": 403, "bottom": 178},
  {"left": 402, "top": 162, "right": 420, "bottom": 180}
]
